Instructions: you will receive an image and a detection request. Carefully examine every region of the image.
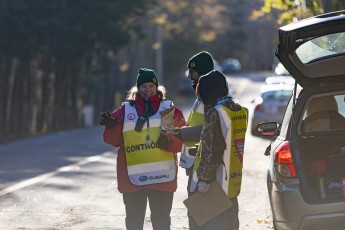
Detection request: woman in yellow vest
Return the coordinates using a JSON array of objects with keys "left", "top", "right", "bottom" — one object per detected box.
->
[
  {"left": 100, "top": 68, "right": 186, "bottom": 230},
  {"left": 193, "top": 70, "right": 248, "bottom": 230}
]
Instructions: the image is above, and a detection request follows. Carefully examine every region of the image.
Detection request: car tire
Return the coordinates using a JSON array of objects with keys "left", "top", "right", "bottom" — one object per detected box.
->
[{"left": 273, "top": 220, "right": 278, "bottom": 230}]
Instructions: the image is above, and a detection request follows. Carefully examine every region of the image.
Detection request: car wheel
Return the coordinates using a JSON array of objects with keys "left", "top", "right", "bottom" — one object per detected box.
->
[{"left": 273, "top": 220, "right": 278, "bottom": 230}]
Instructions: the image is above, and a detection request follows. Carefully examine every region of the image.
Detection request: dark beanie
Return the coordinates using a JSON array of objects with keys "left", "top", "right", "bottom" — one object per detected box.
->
[
  {"left": 187, "top": 51, "right": 214, "bottom": 75},
  {"left": 136, "top": 68, "right": 158, "bottom": 88},
  {"left": 198, "top": 70, "right": 229, "bottom": 106}
]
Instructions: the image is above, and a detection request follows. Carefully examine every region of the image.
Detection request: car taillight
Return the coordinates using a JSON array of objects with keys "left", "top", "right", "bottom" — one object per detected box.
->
[
  {"left": 254, "top": 104, "right": 262, "bottom": 112},
  {"left": 274, "top": 141, "right": 297, "bottom": 177}
]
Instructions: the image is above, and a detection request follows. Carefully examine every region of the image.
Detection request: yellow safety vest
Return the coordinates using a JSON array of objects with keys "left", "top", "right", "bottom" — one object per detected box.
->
[
  {"left": 179, "top": 98, "right": 205, "bottom": 169},
  {"left": 123, "top": 100, "right": 176, "bottom": 186},
  {"left": 191, "top": 105, "right": 248, "bottom": 198}
]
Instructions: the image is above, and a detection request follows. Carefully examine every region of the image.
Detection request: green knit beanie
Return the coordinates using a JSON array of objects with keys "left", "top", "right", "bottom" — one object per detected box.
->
[
  {"left": 187, "top": 51, "right": 214, "bottom": 75},
  {"left": 136, "top": 68, "right": 158, "bottom": 88}
]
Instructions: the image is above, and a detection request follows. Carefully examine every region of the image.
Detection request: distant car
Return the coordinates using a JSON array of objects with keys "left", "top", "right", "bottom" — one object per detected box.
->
[
  {"left": 264, "top": 75, "right": 295, "bottom": 86},
  {"left": 274, "top": 62, "right": 290, "bottom": 75},
  {"left": 214, "top": 60, "right": 223, "bottom": 72},
  {"left": 251, "top": 84, "right": 293, "bottom": 136},
  {"left": 222, "top": 58, "right": 241, "bottom": 74},
  {"left": 257, "top": 11, "right": 345, "bottom": 229}
]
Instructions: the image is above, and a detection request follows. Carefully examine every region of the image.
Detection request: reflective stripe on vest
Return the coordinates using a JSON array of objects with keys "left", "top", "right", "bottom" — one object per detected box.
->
[
  {"left": 215, "top": 105, "right": 247, "bottom": 197},
  {"left": 179, "top": 99, "right": 205, "bottom": 169},
  {"left": 123, "top": 100, "right": 176, "bottom": 186},
  {"left": 190, "top": 105, "right": 247, "bottom": 197}
]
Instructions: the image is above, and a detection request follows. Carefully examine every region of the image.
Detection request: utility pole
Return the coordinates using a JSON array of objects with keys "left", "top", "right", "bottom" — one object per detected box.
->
[{"left": 155, "top": 25, "right": 163, "bottom": 84}]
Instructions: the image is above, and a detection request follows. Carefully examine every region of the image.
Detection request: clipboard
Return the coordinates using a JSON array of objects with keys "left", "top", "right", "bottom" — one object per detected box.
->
[
  {"left": 161, "top": 106, "right": 175, "bottom": 129},
  {"left": 183, "top": 181, "right": 233, "bottom": 226}
]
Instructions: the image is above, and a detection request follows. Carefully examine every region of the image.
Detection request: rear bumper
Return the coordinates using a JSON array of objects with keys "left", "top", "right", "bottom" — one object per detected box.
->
[
  {"left": 269, "top": 182, "right": 345, "bottom": 229},
  {"left": 301, "top": 212, "right": 345, "bottom": 229}
]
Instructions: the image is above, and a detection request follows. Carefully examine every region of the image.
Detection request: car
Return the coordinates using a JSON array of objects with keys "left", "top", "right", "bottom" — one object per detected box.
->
[
  {"left": 222, "top": 58, "right": 241, "bottom": 74},
  {"left": 274, "top": 62, "right": 290, "bottom": 75},
  {"left": 251, "top": 84, "right": 293, "bottom": 136},
  {"left": 264, "top": 75, "right": 295, "bottom": 86},
  {"left": 257, "top": 11, "right": 345, "bottom": 230},
  {"left": 214, "top": 59, "right": 223, "bottom": 72}
]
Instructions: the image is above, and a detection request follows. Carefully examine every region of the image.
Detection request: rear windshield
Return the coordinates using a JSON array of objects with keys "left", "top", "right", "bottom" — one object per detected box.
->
[{"left": 296, "top": 32, "right": 345, "bottom": 64}]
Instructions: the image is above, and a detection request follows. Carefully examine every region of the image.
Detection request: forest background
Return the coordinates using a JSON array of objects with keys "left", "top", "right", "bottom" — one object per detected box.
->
[{"left": 0, "top": 0, "right": 344, "bottom": 143}]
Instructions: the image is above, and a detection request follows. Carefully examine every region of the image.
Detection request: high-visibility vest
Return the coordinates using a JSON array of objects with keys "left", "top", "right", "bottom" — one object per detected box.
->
[
  {"left": 123, "top": 100, "right": 176, "bottom": 186},
  {"left": 179, "top": 99, "right": 205, "bottom": 169},
  {"left": 190, "top": 105, "right": 248, "bottom": 198}
]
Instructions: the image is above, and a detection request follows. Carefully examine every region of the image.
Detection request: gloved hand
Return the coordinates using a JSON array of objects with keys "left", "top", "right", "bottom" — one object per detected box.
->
[
  {"left": 157, "top": 134, "right": 170, "bottom": 150},
  {"left": 197, "top": 181, "right": 210, "bottom": 193},
  {"left": 100, "top": 112, "right": 118, "bottom": 128},
  {"left": 188, "top": 144, "right": 199, "bottom": 156},
  {"left": 161, "top": 127, "right": 182, "bottom": 140}
]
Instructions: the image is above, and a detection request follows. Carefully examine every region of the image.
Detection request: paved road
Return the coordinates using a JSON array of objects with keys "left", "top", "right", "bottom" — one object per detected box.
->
[
  {"left": 0, "top": 126, "right": 272, "bottom": 230},
  {"left": 0, "top": 72, "right": 274, "bottom": 229}
]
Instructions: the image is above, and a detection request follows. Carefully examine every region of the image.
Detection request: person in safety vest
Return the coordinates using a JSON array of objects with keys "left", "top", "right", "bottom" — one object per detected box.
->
[
  {"left": 194, "top": 70, "right": 248, "bottom": 230},
  {"left": 100, "top": 68, "right": 186, "bottom": 230},
  {"left": 160, "top": 51, "right": 215, "bottom": 230}
]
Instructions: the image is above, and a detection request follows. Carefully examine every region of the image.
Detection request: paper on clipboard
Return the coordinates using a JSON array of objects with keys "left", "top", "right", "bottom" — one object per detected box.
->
[
  {"left": 161, "top": 106, "right": 175, "bottom": 129},
  {"left": 183, "top": 181, "right": 233, "bottom": 226}
]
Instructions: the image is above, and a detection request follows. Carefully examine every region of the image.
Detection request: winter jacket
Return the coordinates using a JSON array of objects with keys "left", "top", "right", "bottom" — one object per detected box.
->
[
  {"left": 103, "top": 93, "right": 186, "bottom": 193},
  {"left": 197, "top": 97, "right": 244, "bottom": 183}
]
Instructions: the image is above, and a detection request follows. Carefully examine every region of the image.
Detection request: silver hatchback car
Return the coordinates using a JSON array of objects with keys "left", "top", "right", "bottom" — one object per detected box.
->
[{"left": 258, "top": 11, "right": 345, "bottom": 230}]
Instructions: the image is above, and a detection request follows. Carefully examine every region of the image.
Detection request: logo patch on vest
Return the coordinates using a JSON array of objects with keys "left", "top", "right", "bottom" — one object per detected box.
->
[
  {"left": 127, "top": 113, "right": 136, "bottom": 120},
  {"left": 139, "top": 176, "right": 148, "bottom": 182},
  {"left": 149, "top": 174, "right": 169, "bottom": 180},
  {"left": 138, "top": 174, "right": 169, "bottom": 182},
  {"left": 234, "top": 138, "right": 245, "bottom": 163}
]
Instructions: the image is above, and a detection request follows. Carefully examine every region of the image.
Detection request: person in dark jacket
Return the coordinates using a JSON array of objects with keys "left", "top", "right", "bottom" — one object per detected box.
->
[
  {"left": 100, "top": 68, "right": 186, "bottom": 230},
  {"left": 161, "top": 51, "right": 215, "bottom": 230},
  {"left": 192, "top": 70, "right": 248, "bottom": 230}
]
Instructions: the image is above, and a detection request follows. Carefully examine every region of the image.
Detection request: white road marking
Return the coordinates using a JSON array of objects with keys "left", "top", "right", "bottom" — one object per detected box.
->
[{"left": 0, "top": 151, "right": 114, "bottom": 197}]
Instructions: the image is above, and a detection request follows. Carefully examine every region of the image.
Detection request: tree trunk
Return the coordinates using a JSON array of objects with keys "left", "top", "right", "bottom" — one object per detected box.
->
[{"left": 5, "top": 57, "right": 18, "bottom": 134}]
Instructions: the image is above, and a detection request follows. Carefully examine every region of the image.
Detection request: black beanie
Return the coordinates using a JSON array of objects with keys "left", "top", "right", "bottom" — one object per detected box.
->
[
  {"left": 198, "top": 70, "right": 229, "bottom": 106},
  {"left": 187, "top": 51, "right": 214, "bottom": 75},
  {"left": 136, "top": 68, "right": 158, "bottom": 88}
]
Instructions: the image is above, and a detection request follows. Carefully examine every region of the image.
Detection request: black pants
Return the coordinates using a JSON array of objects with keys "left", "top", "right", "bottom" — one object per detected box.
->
[{"left": 123, "top": 189, "right": 174, "bottom": 230}]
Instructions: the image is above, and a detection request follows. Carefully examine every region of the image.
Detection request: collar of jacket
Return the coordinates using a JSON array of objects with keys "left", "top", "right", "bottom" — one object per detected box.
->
[
  {"left": 134, "top": 93, "right": 161, "bottom": 116},
  {"left": 214, "top": 96, "right": 232, "bottom": 107}
]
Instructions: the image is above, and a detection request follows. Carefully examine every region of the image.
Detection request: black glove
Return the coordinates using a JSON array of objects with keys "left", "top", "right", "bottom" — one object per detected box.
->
[
  {"left": 173, "top": 128, "right": 182, "bottom": 140},
  {"left": 100, "top": 112, "right": 118, "bottom": 128},
  {"left": 188, "top": 147, "right": 198, "bottom": 156},
  {"left": 188, "top": 143, "right": 199, "bottom": 156},
  {"left": 157, "top": 135, "right": 170, "bottom": 150}
]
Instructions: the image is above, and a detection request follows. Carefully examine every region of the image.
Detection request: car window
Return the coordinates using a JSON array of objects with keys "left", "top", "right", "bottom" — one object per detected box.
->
[
  {"left": 335, "top": 94, "right": 345, "bottom": 117},
  {"left": 261, "top": 90, "right": 292, "bottom": 100},
  {"left": 296, "top": 32, "right": 345, "bottom": 64},
  {"left": 279, "top": 93, "right": 293, "bottom": 138},
  {"left": 300, "top": 93, "right": 345, "bottom": 133}
]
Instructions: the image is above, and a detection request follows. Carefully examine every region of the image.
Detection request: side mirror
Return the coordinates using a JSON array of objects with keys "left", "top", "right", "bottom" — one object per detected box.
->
[{"left": 257, "top": 122, "right": 278, "bottom": 137}]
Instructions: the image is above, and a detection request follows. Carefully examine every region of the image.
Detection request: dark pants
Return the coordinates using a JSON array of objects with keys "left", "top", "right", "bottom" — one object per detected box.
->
[
  {"left": 187, "top": 174, "right": 239, "bottom": 230},
  {"left": 123, "top": 189, "right": 174, "bottom": 230}
]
